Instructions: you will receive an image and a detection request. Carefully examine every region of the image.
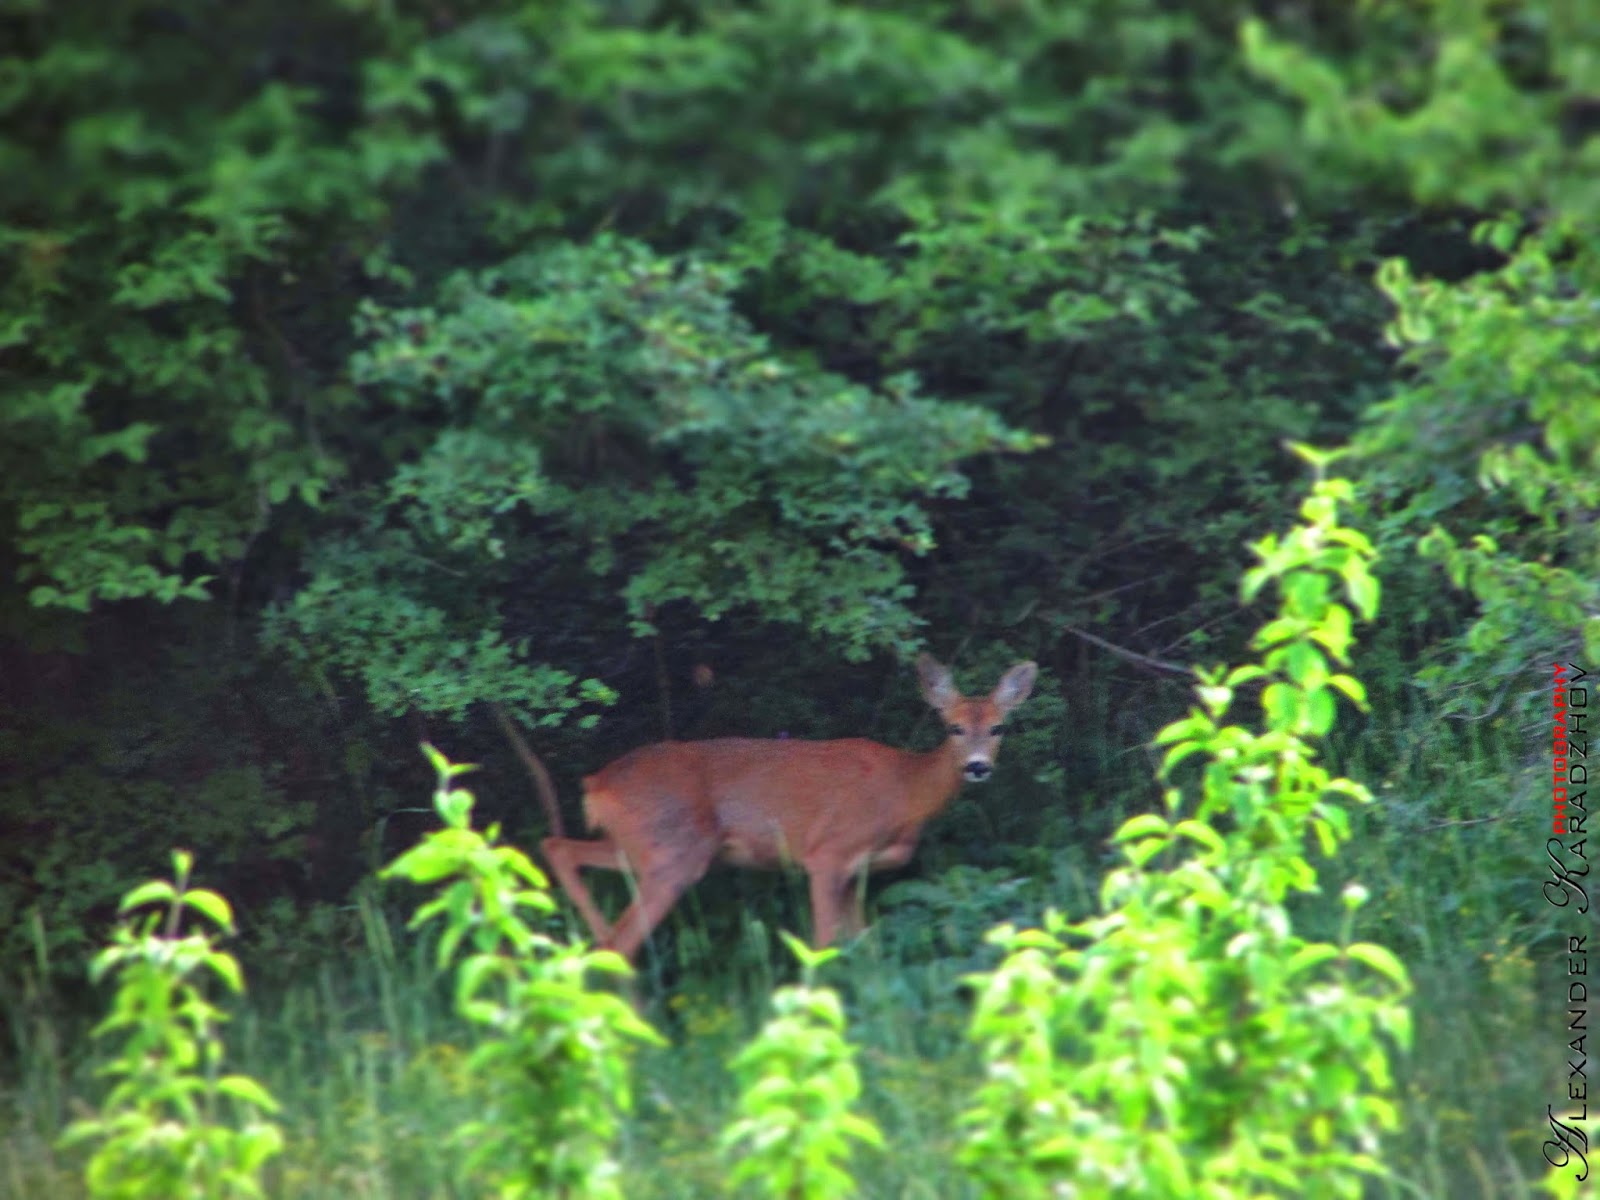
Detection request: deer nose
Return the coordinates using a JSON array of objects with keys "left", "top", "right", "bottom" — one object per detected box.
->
[{"left": 964, "top": 759, "right": 992, "bottom": 782}]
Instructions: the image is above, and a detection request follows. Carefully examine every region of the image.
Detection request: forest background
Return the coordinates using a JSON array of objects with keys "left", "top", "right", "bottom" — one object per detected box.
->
[{"left": 1, "top": 0, "right": 1596, "bottom": 1196}]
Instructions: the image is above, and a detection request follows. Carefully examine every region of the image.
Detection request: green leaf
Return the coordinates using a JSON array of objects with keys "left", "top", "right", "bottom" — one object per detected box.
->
[
  {"left": 215, "top": 1074, "right": 282, "bottom": 1113},
  {"left": 1112, "top": 814, "right": 1172, "bottom": 842},
  {"left": 208, "top": 952, "right": 245, "bottom": 994},
  {"left": 1344, "top": 943, "right": 1410, "bottom": 990},
  {"left": 1340, "top": 558, "right": 1380, "bottom": 621},
  {"left": 1170, "top": 820, "right": 1224, "bottom": 855},
  {"left": 1284, "top": 943, "right": 1341, "bottom": 977},
  {"left": 118, "top": 880, "right": 177, "bottom": 912},
  {"left": 180, "top": 888, "right": 236, "bottom": 933}
]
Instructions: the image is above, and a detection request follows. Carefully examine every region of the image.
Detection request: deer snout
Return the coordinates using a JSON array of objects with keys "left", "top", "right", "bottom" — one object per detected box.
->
[{"left": 964, "top": 758, "right": 993, "bottom": 782}]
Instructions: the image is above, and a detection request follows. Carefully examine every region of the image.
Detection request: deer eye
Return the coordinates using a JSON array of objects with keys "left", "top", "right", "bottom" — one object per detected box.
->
[
  {"left": 989, "top": 723, "right": 1007, "bottom": 736},
  {"left": 946, "top": 723, "right": 965, "bottom": 736}
]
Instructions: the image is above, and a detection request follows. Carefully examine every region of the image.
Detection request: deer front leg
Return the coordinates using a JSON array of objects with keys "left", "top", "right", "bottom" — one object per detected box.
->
[
  {"left": 836, "top": 870, "right": 869, "bottom": 939},
  {"left": 806, "top": 861, "right": 854, "bottom": 948},
  {"left": 603, "top": 840, "right": 718, "bottom": 962},
  {"left": 832, "top": 836, "right": 917, "bottom": 941}
]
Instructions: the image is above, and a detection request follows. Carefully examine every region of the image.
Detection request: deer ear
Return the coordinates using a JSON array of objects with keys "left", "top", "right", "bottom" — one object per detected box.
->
[
  {"left": 993, "top": 661, "right": 1038, "bottom": 712},
  {"left": 915, "top": 653, "right": 958, "bottom": 709}
]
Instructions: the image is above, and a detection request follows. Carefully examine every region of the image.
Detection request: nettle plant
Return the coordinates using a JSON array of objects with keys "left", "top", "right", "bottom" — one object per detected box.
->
[
  {"left": 59, "top": 851, "right": 283, "bottom": 1200},
  {"left": 720, "top": 937, "right": 883, "bottom": 1200},
  {"left": 960, "top": 463, "right": 1412, "bottom": 1198},
  {"left": 380, "top": 746, "right": 661, "bottom": 1200}
]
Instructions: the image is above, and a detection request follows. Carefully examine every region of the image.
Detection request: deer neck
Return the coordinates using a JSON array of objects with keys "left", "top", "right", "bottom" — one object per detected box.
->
[{"left": 907, "top": 742, "right": 968, "bottom": 824}]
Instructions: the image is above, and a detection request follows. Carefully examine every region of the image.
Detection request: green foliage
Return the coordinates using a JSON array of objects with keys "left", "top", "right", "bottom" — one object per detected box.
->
[
  {"left": 2, "top": 760, "right": 309, "bottom": 975},
  {"left": 876, "top": 865, "right": 1043, "bottom": 966},
  {"left": 1543, "top": 1162, "right": 1588, "bottom": 1199},
  {"left": 3, "top": 0, "right": 1385, "bottom": 733},
  {"left": 1242, "top": 5, "right": 1596, "bottom": 215},
  {"left": 380, "top": 745, "right": 661, "bottom": 1199},
  {"left": 1373, "top": 221, "right": 1600, "bottom": 690},
  {"left": 2, "top": 3, "right": 1590, "bottom": 1192},
  {"left": 0, "top": 630, "right": 322, "bottom": 983},
  {"left": 720, "top": 937, "right": 882, "bottom": 1200},
  {"left": 959, "top": 469, "right": 1411, "bottom": 1198},
  {"left": 57, "top": 851, "right": 283, "bottom": 1199},
  {"left": 1244, "top": 3, "right": 1600, "bottom": 714},
  {"left": 267, "top": 234, "right": 1041, "bottom": 726},
  {"left": 0, "top": 3, "right": 426, "bottom": 613},
  {"left": 261, "top": 526, "right": 615, "bottom": 724}
]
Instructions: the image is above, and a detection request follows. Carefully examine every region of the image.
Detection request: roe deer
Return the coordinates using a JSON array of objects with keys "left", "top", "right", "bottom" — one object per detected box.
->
[{"left": 501, "top": 654, "right": 1037, "bottom": 961}]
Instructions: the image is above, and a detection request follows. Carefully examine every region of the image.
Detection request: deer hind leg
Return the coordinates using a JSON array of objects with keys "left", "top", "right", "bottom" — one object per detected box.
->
[
  {"left": 540, "top": 835, "right": 627, "bottom": 946},
  {"left": 603, "top": 838, "right": 718, "bottom": 962}
]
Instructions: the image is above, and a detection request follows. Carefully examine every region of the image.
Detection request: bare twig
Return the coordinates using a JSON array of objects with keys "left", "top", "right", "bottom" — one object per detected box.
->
[
  {"left": 1064, "top": 625, "right": 1194, "bottom": 677},
  {"left": 1439, "top": 675, "right": 1517, "bottom": 722},
  {"left": 1420, "top": 814, "right": 1505, "bottom": 832}
]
